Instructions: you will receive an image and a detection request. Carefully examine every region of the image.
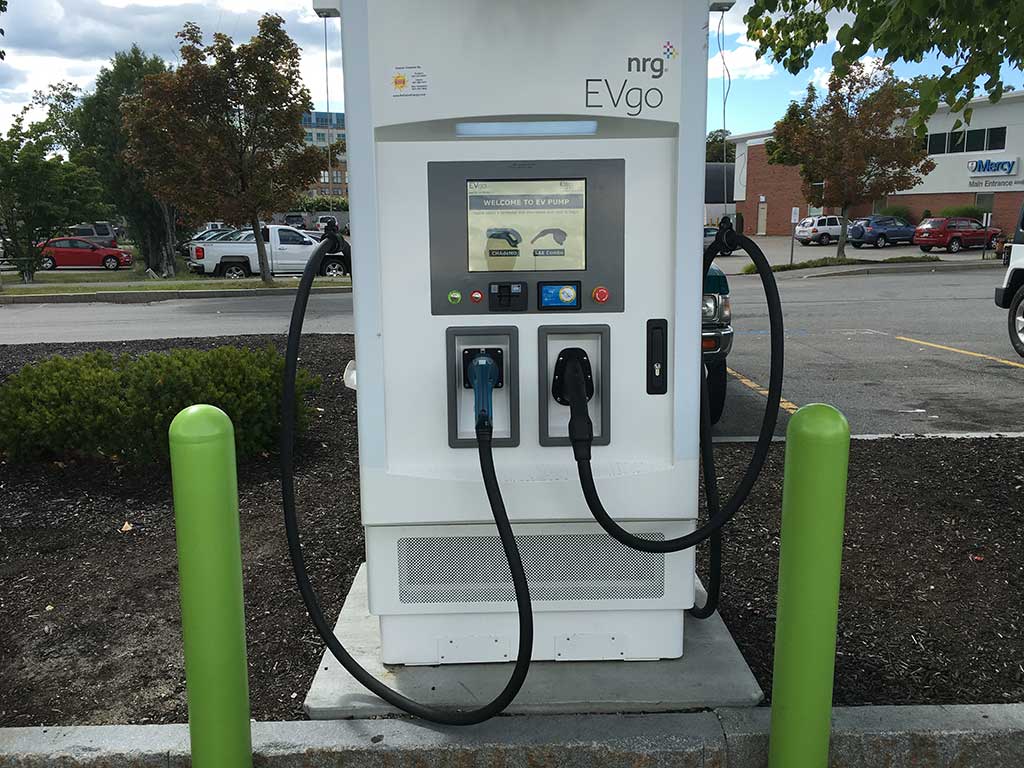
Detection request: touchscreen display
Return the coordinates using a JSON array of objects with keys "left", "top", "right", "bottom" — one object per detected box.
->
[{"left": 466, "top": 179, "right": 586, "bottom": 272}]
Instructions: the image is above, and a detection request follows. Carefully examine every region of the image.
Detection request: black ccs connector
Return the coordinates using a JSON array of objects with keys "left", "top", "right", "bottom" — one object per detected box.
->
[{"left": 552, "top": 347, "right": 595, "bottom": 461}]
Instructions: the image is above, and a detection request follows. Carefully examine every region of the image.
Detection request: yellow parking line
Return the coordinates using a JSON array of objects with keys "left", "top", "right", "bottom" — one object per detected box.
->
[
  {"left": 727, "top": 367, "right": 800, "bottom": 414},
  {"left": 895, "top": 335, "right": 1024, "bottom": 370}
]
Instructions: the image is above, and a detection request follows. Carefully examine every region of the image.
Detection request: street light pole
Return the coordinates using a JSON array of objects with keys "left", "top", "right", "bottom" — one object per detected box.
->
[{"left": 324, "top": 18, "right": 333, "bottom": 197}]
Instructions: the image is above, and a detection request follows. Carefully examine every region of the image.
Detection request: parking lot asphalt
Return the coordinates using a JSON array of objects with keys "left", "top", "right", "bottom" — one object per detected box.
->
[
  {"left": 716, "top": 268, "right": 1022, "bottom": 437},
  {"left": 0, "top": 292, "right": 355, "bottom": 344},
  {"left": 1, "top": 269, "right": 1019, "bottom": 438}
]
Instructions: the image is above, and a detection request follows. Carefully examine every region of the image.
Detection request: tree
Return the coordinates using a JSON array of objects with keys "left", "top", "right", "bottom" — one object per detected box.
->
[
  {"left": 766, "top": 62, "right": 935, "bottom": 258},
  {"left": 744, "top": 0, "right": 1023, "bottom": 130},
  {"left": 706, "top": 129, "right": 736, "bottom": 163},
  {"left": 124, "top": 15, "right": 325, "bottom": 284},
  {"left": 0, "top": 111, "right": 108, "bottom": 284},
  {"left": 78, "top": 49, "right": 180, "bottom": 276},
  {"left": 300, "top": 194, "right": 349, "bottom": 213}
]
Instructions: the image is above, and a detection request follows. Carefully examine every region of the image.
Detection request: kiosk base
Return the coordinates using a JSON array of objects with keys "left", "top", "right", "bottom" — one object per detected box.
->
[{"left": 304, "top": 565, "right": 763, "bottom": 719}]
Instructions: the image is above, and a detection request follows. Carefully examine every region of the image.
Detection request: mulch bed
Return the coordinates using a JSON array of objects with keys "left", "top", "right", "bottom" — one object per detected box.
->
[{"left": 1, "top": 335, "right": 1022, "bottom": 727}]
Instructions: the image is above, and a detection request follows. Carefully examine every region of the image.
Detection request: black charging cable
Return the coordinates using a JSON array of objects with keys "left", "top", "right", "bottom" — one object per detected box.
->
[
  {"left": 280, "top": 239, "right": 534, "bottom": 725},
  {"left": 558, "top": 229, "right": 783, "bottom": 616}
]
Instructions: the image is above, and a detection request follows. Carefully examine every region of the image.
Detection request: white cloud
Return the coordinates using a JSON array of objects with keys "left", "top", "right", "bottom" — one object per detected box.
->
[
  {"left": 810, "top": 66, "right": 832, "bottom": 90},
  {"left": 708, "top": 40, "right": 776, "bottom": 81},
  {"left": 0, "top": 0, "right": 344, "bottom": 133}
]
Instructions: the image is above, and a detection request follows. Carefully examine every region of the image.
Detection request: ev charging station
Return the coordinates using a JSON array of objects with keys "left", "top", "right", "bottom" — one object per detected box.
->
[{"left": 291, "top": 0, "right": 781, "bottom": 724}]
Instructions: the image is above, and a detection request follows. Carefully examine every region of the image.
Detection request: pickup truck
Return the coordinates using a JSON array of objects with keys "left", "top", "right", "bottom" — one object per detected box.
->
[
  {"left": 187, "top": 225, "right": 350, "bottom": 278},
  {"left": 994, "top": 202, "right": 1024, "bottom": 356}
]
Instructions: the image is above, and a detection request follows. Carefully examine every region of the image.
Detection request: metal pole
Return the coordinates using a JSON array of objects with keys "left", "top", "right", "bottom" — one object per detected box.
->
[
  {"left": 324, "top": 18, "right": 333, "bottom": 198},
  {"left": 768, "top": 403, "right": 850, "bottom": 768},
  {"left": 789, "top": 222, "right": 795, "bottom": 266},
  {"left": 169, "top": 405, "right": 253, "bottom": 768}
]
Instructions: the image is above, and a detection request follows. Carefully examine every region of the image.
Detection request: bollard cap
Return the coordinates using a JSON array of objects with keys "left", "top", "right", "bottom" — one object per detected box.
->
[
  {"left": 786, "top": 403, "right": 850, "bottom": 443},
  {"left": 169, "top": 404, "right": 235, "bottom": 445}
]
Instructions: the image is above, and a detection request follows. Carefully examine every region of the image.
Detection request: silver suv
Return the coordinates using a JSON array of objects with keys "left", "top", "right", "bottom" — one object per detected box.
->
[{"left": 795, "top": 215, "right": 844, "bottom": 246}]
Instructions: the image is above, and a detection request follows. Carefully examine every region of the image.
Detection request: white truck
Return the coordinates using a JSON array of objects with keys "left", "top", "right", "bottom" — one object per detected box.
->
[
  {"left": 994, "top": 203, "right": 1024, "bottom": 357},
  {"left": 187, "top": 225, "right": 350, "bottom": 279}
]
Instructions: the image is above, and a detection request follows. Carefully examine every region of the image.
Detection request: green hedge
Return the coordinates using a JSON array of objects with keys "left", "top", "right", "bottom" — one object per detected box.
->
[
  {"left": 0, "top": 347, "right": 320, "bottom": 465},
  {"left": 877, "top": 205, "right": 914, "bottom": 223},
  {"left": 938, "top": 204, "right": 987, "bottom": 220}
]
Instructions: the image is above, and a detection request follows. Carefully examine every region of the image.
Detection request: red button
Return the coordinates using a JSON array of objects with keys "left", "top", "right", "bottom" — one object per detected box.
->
[
  {"left": 592, "top": 286, "right": 610, "bottom": 304},
  {"left": 470, "top": 290, "right": 484, "bottom": 304}
]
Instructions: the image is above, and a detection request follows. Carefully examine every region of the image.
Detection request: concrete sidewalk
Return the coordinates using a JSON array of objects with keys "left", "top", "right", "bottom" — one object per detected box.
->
[{"left": 4, "top": 704, "right": 1024, "bottom": 766}]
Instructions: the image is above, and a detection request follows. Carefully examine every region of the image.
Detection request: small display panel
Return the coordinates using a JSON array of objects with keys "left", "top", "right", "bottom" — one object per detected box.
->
[{"left": 467, "top": 179, "right": 586, "bottom": 272}]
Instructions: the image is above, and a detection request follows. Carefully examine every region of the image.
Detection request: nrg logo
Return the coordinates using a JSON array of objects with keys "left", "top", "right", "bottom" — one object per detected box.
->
[{"left": 586, "top": 41, "right": 678, "bottom": 117}]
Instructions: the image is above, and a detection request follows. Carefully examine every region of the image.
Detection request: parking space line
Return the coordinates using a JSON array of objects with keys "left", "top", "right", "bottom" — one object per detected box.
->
[
  {"left": 726, "top": 367, "right": 800, "bottom": 414},
  {"left": 894, "top": 335, "right": 1024, "bottom": 370}
]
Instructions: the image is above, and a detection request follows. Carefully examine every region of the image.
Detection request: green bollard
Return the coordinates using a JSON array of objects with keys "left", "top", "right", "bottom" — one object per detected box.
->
[
  {"left": 169, "top": 405, "right": 253, "bottom": 768},
  {"left": 768, "top": 403, "right": 850, "bottom": 768}
]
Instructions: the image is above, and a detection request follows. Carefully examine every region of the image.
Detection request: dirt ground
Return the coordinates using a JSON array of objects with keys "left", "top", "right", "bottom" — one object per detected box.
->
[{"left": 1, "top": 335, "right": 1022, "bottom": 726}]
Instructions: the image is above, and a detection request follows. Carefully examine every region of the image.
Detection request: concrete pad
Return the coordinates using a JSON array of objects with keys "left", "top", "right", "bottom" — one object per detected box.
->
[{"left": 305, "top": 564, "right": 762, "bottom": 719}]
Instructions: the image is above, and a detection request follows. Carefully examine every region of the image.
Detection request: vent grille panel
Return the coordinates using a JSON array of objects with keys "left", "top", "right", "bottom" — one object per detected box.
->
[{"left": 398, "top": 533, "right": 666, "bottom": 604}]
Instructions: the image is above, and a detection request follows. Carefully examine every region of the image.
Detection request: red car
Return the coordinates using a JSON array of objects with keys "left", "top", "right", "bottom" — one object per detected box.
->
[
  {"left": 913, "top": 217, "right": 1001, "bottom": 253},
  {"left": 38, "top": 237, "right": 134, "bottom": 270}
]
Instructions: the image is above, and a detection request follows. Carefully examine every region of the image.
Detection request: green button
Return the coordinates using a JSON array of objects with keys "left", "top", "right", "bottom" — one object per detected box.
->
[{"left": 447, "top": 290, "right": 462, "bottom": 305}]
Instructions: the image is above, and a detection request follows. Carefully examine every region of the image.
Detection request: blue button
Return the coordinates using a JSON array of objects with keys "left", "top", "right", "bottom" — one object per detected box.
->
[{"left": 540, "top": 283, "right": 580, "bottom": 309}]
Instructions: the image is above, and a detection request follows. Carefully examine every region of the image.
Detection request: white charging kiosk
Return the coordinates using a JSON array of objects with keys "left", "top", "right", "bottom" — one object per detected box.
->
[{"left": 338, "top": 0, "right": 710, "bottom": 666}]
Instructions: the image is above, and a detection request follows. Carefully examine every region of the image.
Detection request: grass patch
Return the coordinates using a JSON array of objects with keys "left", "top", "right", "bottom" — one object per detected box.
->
[{"left": 741, "top": 254, "right": 941, "bottom": 274}]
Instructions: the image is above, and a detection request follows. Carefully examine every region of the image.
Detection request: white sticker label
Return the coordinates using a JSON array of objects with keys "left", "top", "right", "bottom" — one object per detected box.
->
[{"left": 392, "top": 65, "right": 428, "bottom": 98}]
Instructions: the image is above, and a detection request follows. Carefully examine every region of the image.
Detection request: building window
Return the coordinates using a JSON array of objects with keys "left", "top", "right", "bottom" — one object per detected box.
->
[
  {"left": 305, "top": 131, "right": 314, "bottom": 142},
  {"left": 928, "top": 127, "right": 1007, "bottom": 155},
  {"left": 315, "top": 131, "right": 327, "bottom": 143},
  {"left": 966, "top": 129, "right": 986, "bottom": 152},
  {"left": 975, "top": 192, "right": 995, "bottom": 212},
  {"left": 320, "top": 170, "right": 330, "bottom": 184},
  {"left": 332, "top": 170, "right": 343, "bottom": 184},
  {"left": 988, "top": 126, "right": 1007, "bottom": 151}
]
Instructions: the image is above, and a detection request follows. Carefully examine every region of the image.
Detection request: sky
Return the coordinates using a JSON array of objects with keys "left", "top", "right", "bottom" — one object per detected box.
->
[{"left": 1, "top": 0, "right": 1022, "bottom": 138}]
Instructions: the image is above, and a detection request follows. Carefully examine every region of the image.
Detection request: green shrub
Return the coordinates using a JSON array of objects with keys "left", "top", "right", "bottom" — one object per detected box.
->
[
  {"left": 877, "top": 205, "right": 914, "bottom": 222},
  {"left": 0, "top": 346, "right": 320, "bottom": 465},
  {"left": 938, "top": 204, "right": 987, "bottom": 220}
]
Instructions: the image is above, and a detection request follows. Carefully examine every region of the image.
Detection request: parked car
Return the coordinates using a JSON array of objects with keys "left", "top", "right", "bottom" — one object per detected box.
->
[
  {"left": 178, "top": 227, "right": 238, "bottom": 257},
  {"left": 316, "top": 215, "right": 338, "bottom": 232},
  {"left": 703, "top": 226, "right": 734, "bottom": 256},
  {"left": 188, "top": 225, "right": 348, "bottom": 278},
  {"left": 795, "top": 215, "right": 844, "bottom": 246},
  {"left": 67, "top": 221, "right": 118, "bottom": 248},
  {"left": 993, "top": 202, "right": 1024, "bottom": 356},
  {"left": 285, "top": 213, "right": 308, "bottom": 229},
  {"left": 914, "top": 217, "right": 1000, "bottom": 253},
  {"left": 848, "top": 215, "right": 916, "bottom": 248},
  {"left": 38, "top": 237, "right": 133, "bottom": 270},
  {"left": 703, "top": 262, "right": 733, "bottom": 424}
]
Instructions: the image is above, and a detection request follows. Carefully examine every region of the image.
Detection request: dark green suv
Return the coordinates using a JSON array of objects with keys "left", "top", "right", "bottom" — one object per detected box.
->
[{"left": 703, "top": 263, "right": 733, "bottom": 423}]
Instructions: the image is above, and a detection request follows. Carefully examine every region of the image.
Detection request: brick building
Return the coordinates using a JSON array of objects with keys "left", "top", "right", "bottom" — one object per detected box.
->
[
  {"left": 302, "top": 110, "right": 349, "bottom": 198},
  {"left": 730, "top": 91, "right": 1024, "bottom": 237}
]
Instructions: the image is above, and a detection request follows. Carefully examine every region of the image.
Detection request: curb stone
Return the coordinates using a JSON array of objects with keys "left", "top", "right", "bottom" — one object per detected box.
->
[
  {"left": 0, "top": 286, "right": 352, "bottom": 306},
  {"left": 801, "top": 260, "right": 1003, "bottom": 279},
  {"left": 5, "top": 705, "right": 1024, "bottom": 767}
]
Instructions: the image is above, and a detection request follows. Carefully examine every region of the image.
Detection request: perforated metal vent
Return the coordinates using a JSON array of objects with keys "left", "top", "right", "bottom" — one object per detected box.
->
[{"left": 397, "top": 533, "right": 666, "bottom": 604}]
